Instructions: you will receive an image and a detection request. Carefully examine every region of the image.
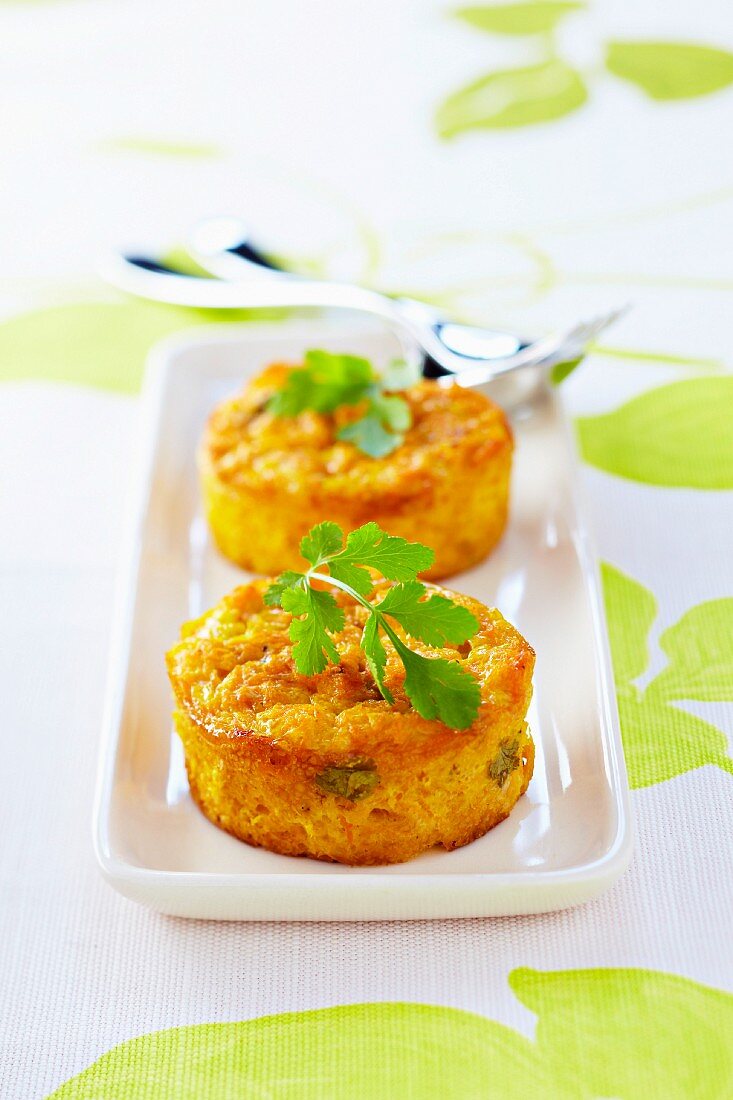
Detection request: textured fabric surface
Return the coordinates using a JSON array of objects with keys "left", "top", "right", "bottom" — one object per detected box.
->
[{"left": 1, "top": 1, "right": 733, "bottom": 1097}]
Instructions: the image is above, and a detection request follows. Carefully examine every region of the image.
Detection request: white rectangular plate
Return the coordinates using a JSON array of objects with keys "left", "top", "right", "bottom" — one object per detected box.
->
[{"left": 95, "top": 321, "right": 632, "bottom": 920}]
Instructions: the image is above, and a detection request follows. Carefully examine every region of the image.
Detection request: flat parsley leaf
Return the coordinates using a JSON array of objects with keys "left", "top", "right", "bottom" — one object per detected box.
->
[
  {"left": 264, "top": 521, "right": 481, "bottom": 729},
  {"left": 300, "top": 521, "right": 344, "bottom": 568},
  {"left": 337, "top": 414, "right": 402, "bottom": 459},
  {"left": 370, "top": 391, "right": 413, "bottom": 432},
  {"left": 396, "top": 641, "right": 481, "bottom": 730},
  {"left": 263, "top": 570, "right": 305, "bottom": 607},
  {"left": 279, "top": 585, "right": 344, "bottom": 674},
  {"left": 376, "top": 581, "right": 479, "bottom": 647},
  {"left": 380, "top": 358, "right": 422, "bottom": 392},
  {"left": 267, "top": 350, "right": 417, "bottom": 458},
  {"left": 362, "top": 613, "right": 393, "bottom": 704},
  {"left": 327, "top": 556, "right": 374, "bottom": 598},
  {"left": 268, "top": 349, "right": 373, "bottom": 416},
  {"left": 333, "top": 522, "right": 434, "bottom": 581}
]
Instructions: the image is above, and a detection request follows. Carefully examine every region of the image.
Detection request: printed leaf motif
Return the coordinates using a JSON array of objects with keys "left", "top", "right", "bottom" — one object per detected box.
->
[
  {"left": 436, "top": 60, "right": 587, "bottom": 137},
  {"left": 98, "top": 136, "right": 222, "bottom": 159},
  {"left": 511, "top": 967, "right": 733, "bottom": 1100},
  {"left": 49, "top": 1002, "right": 555, "bottom": 1099},
  {"left": 601, "top": 563, "right": 657, "bottom": 687},
  {"left": 454, "top": 2, "right": 585, "bottom": 37},
  {"left": 606, "top": 41, "right": 733, "bottom": 101},
  {"left": 576, "top": 377, "right": 733, "bottom": 488},
  {"left": 0, "top": 296, "right": 290, "bottom": 393},
  {"left": 649, "top": 599, "right": 733, "bottom": 703},
  {"left": 549, "top": 355, "right": 582, "bottom": 385},
  {"left": 50, "top": 968, "right": 733, "bottom": 1099},
  {"left": 601, "top": 563, "right": 733, "bottom": 787},
  {"left": 616, "top": 692, "right": 733, "bottom": 788}
]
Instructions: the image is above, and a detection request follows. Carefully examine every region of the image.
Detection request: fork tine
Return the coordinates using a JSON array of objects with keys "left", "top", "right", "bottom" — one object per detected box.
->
[
  {"left": 443, "top": 302, "right": 631, "bottom": 389},
  {"left": 575, "top": 304, "right": 631, "bottom": 347}
]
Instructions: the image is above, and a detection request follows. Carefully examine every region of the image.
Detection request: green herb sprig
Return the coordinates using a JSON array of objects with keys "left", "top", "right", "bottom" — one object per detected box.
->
[
  {"left": 266, "top": 350, "right": 422, "bottom": 458},
  {"left": 265, "top": 521, "right": 482, "bottom": 729}
]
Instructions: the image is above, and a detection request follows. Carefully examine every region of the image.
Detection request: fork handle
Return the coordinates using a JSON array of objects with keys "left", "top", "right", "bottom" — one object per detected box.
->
[{"left": 103, "top": 253, "right": 558, "bottom": 384}]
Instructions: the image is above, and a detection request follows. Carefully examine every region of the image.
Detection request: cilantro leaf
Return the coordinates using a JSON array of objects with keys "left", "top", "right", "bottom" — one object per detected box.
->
[
  {"left": 304, "top": 350, "right": 374, "bottom": 411},
  {"left": 380, "top": 358, "right": 422, "bottom": 392},
  {"left": 334, "top": 522, "right": 434, "bottom": 581},
  {"left": 267, "top": 350, "right": 373, "bottom": 417},
  {"left": 376, "top": 581, "right": 480, "bottom": 647},
  {"left": 263, "top": 571, "right": 305, "bottom": 606},
  {"left": 268, "top": 349, "right": 416, "bottom": 459},
  {"left": 300, "top": 521, "right": 344, "bottom": 568},
  {"left": 362, "top": 614, "right": 393, "bottom": 704},
  {"left": 266, "top": 369, "right": 316, "bottom": 417},
  {"left": 267, "top": 521, "right": 481, "bottom": 729},
  {"left": 327, "top": 558, "right": 374, "bottom": 598},
  {"left": 280, "top": 585, "right": 344, "bottom": 674},
  {"left": 337, "top": 412, "right": 403, "bottom": 459},
  {"left": 370, "top": 392, "right": 412, "bottom": 433},
  {"left": 395, "top": 642, "right": 481, "bottom": 730}
]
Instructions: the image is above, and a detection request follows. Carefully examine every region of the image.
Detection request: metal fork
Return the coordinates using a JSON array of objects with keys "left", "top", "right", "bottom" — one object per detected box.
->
[
  {"left": 432, "top": 307, "right": 628, "bottom": 389},
  {"left": 101, "top": 220, "right": 627, "bottom": 389}
]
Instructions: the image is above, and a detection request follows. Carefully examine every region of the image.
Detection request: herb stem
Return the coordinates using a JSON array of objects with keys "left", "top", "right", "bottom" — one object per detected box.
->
[
  {"left": 310, "top": 571, "right": 414, "bottom": 659},
  {"left": 378, "top": 614, "right": 410, "bottom": 656},
  {"left": 308, "top": 570, "right": 375, "bottom": 613}
]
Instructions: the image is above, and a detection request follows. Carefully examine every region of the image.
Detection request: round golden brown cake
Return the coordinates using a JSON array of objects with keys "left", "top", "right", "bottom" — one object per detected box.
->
[
  {"left": 166, "top": 578, "right": 535, "bottom": 866},
  {"left": 199, "top": 363, "right": 513, "bottom": 580}
]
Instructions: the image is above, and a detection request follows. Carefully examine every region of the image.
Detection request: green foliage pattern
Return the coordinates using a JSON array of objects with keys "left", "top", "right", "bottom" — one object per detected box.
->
[
  {"left": 601, "top": 563, "right": 733, "bottom": 787},
  {"left": 438, "top": 6, "right": 733, "bottom": 134},
  {"left": 577, "top": 378, "right": 733, "bottom": 488},
  {"left": 49, "top": 967, "right": 733, "bottom": 1098}
]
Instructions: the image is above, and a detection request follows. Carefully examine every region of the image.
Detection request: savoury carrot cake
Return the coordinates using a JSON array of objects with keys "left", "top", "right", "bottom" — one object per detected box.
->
[
  {"left": 166, "top": 522, "right": 534, "bottom": 865},
  {"left": 199, "top": 350, "right": 513, "bottom": 580}
]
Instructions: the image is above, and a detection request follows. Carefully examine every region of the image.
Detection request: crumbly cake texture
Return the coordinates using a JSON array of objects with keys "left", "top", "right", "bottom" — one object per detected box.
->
[
  {"left": 199, "top": 363, "right": 513, "bottom": 580},
  {"left": 166, "top": 578, "right": 535, "bottom": 866}
]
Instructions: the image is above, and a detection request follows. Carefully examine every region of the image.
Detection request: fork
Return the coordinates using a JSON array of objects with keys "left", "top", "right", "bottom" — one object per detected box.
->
[
  {"left": 101, "top": 220, "right": 627, "bottom": 388},
  {"left": 432, "top": 307, "right": 628, "bottom": 389}
]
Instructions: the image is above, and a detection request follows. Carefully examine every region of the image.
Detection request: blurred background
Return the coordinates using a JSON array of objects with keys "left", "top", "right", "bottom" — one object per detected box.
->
[{"left": 2, "top": 0, "right": 732, "bottom": 389}]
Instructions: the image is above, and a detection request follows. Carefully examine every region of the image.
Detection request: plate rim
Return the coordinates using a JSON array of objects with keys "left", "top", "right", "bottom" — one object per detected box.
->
[{"left": 93, "top": 322, "right": 634, "bottom": 917}]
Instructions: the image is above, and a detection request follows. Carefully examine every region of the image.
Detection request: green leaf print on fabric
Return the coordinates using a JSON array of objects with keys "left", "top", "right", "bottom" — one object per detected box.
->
[
  {"left": 0, "top": 296, "right": 291, "bottom": 393},
  {"left": 510, "top": 967, "right": 733, "bottom": 1100},
  {"left": 576, "top": 377, "right": 733, "bottom": 488},
  {"left": 440, "top": 8, "right": 733, "bottom": 135},
  {"left": 601, "top": 563, "right": 733, "bottom": 787},
  {"left": 49, "top": 1002, "right": 561, "bottom": 1100},
  {"left": 549, "top": 356, "right": 582, "bottom": 385},
  {"left": 436, "top": 59, "right": 587, "bottom": 137},
  {"left": 649, "top": 599, "right": 733, "bottom": 704},
  {"left": 96, "top": 137, "right": 223, "bottom": 159},
  {"left": 606, "top": 42, "right": 733, "bottom": 100},
  {"left": 454, "top": 2, "right": 585, "bottom": 37},
  {"left": 602, "top": 561, "right": 656, "bottom": 686},
  {"left": 49, "top": 968, "right": 733, "bottom": 1099}
]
